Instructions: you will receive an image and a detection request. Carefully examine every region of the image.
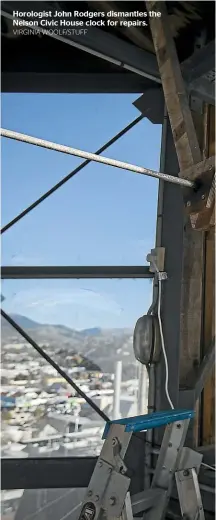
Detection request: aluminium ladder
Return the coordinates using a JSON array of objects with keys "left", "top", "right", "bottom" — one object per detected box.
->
[{"left": 77, "top": 409, "right": 205, "bottom": 520}]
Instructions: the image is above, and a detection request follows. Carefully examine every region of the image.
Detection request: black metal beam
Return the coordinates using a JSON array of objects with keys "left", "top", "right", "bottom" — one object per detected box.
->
[
  {"left": 154, "top": 117, "right": 184, "bottom": 440},
  {"left": 1, "top": 457, "right": 97, "bottom": 489},
  {"left": 182, "top": 40, "right": 215, "bottom": 84},
  {"left": 1, "top": 3, "right": 160, "bottom": 83},
  {"left": 189, "top": 77, "right": 215, "bottom": 107},
  {"left": 1, "top": 433, "right": 146, "bottom": 491},
  {"left": 133, "top": 87, "right": 164, "bottom": 125},
  {"left": 1, "top": 266, "right": 153, "bottom": 279},
  {"left": 1, "top": 73, "right": 152, "bottom": 94},
  {"left": 1, "top": 4, "right": 215, "bottom": 104}
]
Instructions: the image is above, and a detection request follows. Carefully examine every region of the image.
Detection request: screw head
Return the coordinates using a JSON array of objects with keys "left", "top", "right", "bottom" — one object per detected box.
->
[
  {"left": 183, "top": 470, "right": 190, "bottom": 477},
  {"left": 112, "top": 437, "right": 117, "bottom": 446},
  {"left": 98, "top": 461, "right": 103, "bottom": 468},
  {"left": 202, "top": 194, "right": 206, "bottom": 200},
  {"left": 95, "top": 495, "right": 99, "bottom": 502},
  {"left": 187, "top": 201, "right": 191, "bottom": 207},
  {"left": 109, "top": 497, "right": 116, "bottom": 506},
  {"left": 87, "top": 491, "right": 92, "bottom": 497},
  {"left": 176, "top": 423, "right": 181, "bottom": 429}
]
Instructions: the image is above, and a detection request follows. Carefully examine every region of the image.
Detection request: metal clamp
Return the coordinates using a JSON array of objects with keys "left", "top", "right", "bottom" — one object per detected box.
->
[{"left": 112, "top": 437, "right": 128, "bottom": 474}]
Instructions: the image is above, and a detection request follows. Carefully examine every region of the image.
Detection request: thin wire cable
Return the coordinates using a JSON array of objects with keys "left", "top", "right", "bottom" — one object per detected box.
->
[
  {"left": 152, "top": 260, "right": 174, "bottom": 410},
  {"left": 21, "top": 489, "right": 75, "bottom": 520},
  {"left": 201, "top": 462, "right": 216, "bottom": 471},
  {"left": 1, "top": 309, "right": 109, "bottom": 423},
  {"left": 1, "top": 115, "right": 144, "bottom": 234},
  {"left": 0, "top": 128, "right": 194, "bottom": 188},
  {"left": 60, "top": 502, "right": 83, "bottom": 520}
]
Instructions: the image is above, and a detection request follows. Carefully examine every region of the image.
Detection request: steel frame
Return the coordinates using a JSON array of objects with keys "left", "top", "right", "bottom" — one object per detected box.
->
[
  {"left": 1, "top": 4, "right": 215, "bottom": 105},
  {"left": 0, "top": 87, "right": 155, "bottom": 494},
  {"left": 1, "top": 457, "right": 97, "bottom": 490},
  {"left": 1, "top": 1, "right": 215, "bottom": 506},
  {"left": 1, "top": 431, "right": 146, "bottom": 492},
  {"left": 1, "top": 266, "right": 153, "bottom": 279}
]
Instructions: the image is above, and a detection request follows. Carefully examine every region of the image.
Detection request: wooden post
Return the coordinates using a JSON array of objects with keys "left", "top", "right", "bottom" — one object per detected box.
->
[
  {"left": 202, "top": 105, "right": 215, "bottom": 445},
  {"left": 146, "top": 1, "right": 202, "bottom": 171},
  {"left": 146, "top": 1, "right": 215, "bottom": 231}
]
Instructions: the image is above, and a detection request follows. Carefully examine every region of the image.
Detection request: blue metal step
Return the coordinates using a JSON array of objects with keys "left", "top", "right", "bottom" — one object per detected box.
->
[{"left": 103, "top": 409, "right": 194, "bottom": 438}]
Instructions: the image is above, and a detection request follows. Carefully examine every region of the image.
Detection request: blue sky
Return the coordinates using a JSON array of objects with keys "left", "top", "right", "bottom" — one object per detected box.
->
[{"left": 2, "top": 94, "right": 161, "bottom": 329}]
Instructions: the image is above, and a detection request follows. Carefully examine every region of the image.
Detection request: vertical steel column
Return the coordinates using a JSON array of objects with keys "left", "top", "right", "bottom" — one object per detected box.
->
[{"left": 154, "top": 118, "right": 184, "bottom": 443}]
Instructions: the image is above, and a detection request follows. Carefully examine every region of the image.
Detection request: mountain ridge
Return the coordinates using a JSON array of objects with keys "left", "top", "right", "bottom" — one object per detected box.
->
[
  {"left": 6, "top": 314, "right": 131, "bottom": 335},
  {"left": 1, "top": 313, "right": 135, "bottom": 379}
]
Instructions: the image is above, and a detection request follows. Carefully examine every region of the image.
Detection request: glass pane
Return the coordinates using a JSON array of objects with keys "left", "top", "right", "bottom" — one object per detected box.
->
[
  {"left": 1, "top": 279, "right": 150, "bottom": 458},
  {"left": 2, "top": 93, "right": 161, "bottom": 266},
  {"left": 1, "top": 489, "right": 85, "bottom": 520}
]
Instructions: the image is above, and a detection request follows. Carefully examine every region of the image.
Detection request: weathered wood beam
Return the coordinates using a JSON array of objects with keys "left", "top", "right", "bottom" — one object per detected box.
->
[
  {"left": 146, "top": 1, "right": 215, "bottom": 230},
  {"left": 180, "top": 155, "right": 215, "bottom": 182},
  {"left": 201, "top": 105, "right": 215, "bottom": 446},
  {"left": 208, "top": 107, "right": 215, "bottom": 228},
  {"left": 146, "top": 1, "right": 202, "bottom": 170}
]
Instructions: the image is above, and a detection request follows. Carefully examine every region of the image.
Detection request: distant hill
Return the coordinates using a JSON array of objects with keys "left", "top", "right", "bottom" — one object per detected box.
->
[
  {"left": 1, "top": 314, "right": 135, "bottom": 379},
  {"left": 10, "top": 314, "right": 41, "bottom": 329},
  {"left": 4, "top": 315, "right": 101, "bottom": 337}
]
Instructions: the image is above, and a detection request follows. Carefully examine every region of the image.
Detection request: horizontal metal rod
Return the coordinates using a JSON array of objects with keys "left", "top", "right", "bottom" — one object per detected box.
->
[
  {"left": 1, "top": 309, "right": 109, "bottom": 422},
  {"left": 1, "top": 128, "right": 194, "bottom": 188},
  {"left": 1, "top": 115, "right": 144, "bottom": 235},
  {"left": 1, "top": 266, "right": 153, "bottom": 279}
]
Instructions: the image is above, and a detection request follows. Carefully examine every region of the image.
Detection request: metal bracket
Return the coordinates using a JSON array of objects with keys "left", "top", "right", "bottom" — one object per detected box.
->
[
  {"left": 175, "top": 467, "right": 205, "bottom": 520},
  {"left": 112, "top": 437, "right": 128, "bottom": 474},
  {"left": 183, "top": 166, "right": 215, "bottom": 230},
  {"left": 146, "top": 247, "right": 165, "bottom": 273},
  {"left": 178, "top": 447, "right": 203, "bottom": 474},
  {"left": 190, "top": 96, "right": 204, "bottom": 115}
]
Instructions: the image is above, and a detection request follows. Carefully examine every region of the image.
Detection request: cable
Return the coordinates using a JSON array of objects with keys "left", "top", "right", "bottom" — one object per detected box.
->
[
  {"left": 145, "top": 440, "right": 216, "bottom": 471},
  {"left": 1, "top": 309, "right": 109, "bottom": 423},
  {"left": 201, "top": 462, "right": 216, "bottom": 471},
  {"left": 152, "top": 259, "right": 174, "bottom": 410},
  {"left": 1, "top": 115, "right": 144, "bottom": 234}
]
